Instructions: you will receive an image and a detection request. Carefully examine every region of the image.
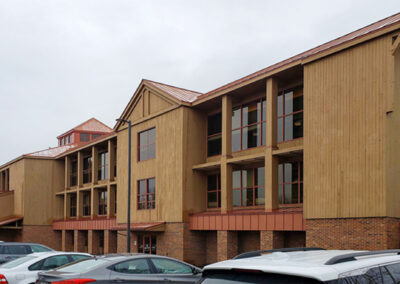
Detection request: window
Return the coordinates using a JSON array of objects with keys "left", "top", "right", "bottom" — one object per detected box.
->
[
  {"left": 278, "top": 161, "right": 303, "bottom": 204},
  {"left": 232, "top": 99, "right": 266, "bottom": 152},
  {"left": 207, "top": 174, "right": 221, "bottom": 208},
  {"left": 82, "top": 192, "right": 91, "bottom": 217},
  {"left": 83, "top": 156, "right": 92, "bottom": 184},
  {"left": 65, "top": 135, "right": 69, "bottom": 144},
  {"left": 277, "top": 87, "right": 303, "bottom": 142},
  {"left": 138, "top": 234, "right": 156, "bottom": 254},
  {"left": 41, "top": 255, "right": 70, "bottom": 270},
  {"left": 137, "top": 178, "right": 155, "bottom": 210},
  {"left": 98, "top": 190, "right": 107, "bottom": 215},
  {"left": 1, "top": 169, "right": 10, "bottom": 193},
  {"left": 138, "top": 128, "right": 156, "bottom": 161},
  {"left": 3, "top": 245, "right": 29, "bottom": 254},
  {"left": 98, "top": 152, "right": 109, "bottom": 180},
  {"left": 92, "top": 134, "right": 101, "bottom": 140},
  {"left": 233, "top": 167, "right": 265, "bottom": 207},
  {"left": 151, "top": 258, "right": 192, "bottom": 274},
  {"left": 207, "top": 113, "right": 221, "bottom": 156},
  {"left": 70, "top": 159, "right": 77, "bottom": 187},
  {"left": 114, "top": 258, "right": 152, "bottom": 274},
  {"left": 80, "top": 133, "right": 90, "bottom": 142},
  {"left": 30, "top": 245, "right": 52, "bottom": 252},
  {"left": 69, "top": 195, "right": 77, "bottom": 217}
]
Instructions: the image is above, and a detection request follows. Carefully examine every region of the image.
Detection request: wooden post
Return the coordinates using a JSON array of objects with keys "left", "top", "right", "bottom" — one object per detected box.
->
[
  {"left": 221, "top": 95, "right": 233, "bottom": 213},
  {"left": 65, "top": 156, "right": 70, "bottom": 189}
]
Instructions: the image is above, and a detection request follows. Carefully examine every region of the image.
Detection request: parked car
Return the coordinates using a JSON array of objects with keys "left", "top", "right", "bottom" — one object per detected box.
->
[
  {"left": 37, "top": 254, "right": 202, "bottom": 283},
  {"left": 0, "top": 251, "right": 91, "bottom": 284},
  {"left": 0, "top": 243, "right": 53, "bottom": 264},
  {"left": 198, "top": 248, "right": 400, "bottom": 283}
]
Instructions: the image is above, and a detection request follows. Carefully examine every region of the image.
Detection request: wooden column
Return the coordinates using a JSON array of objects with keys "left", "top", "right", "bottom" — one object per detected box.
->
[
  {"left": 63, "top": 193, "right": 67, "bottom": 220},
  {"left": 221, "top": 95, "right": 233, "bottom": 213},
  {"left": 77, "top": 151, "right": 83, "bottom": 187},
  {"left": 108, "top": 139, "right": 115, "bottom": 181},
  {"left": 0, "top": 171, "right": 4, "bottom": 192},
  {"left": 65, "top": 156, "right": 70, "bottom": 189},
  {"left": 265, "top": 77, "right": 279, "bottom": 211},
  {"left": 4, "top": 170, "right": 8, "bottom": 191},
  {"left": 106, "top": 185, "right": 112, "bottom": 218},
  {"left": 92, "top": 146, "right": 99, "bottom": 184},
  {"left": 91, "top": 189, "right": 97, "bottom": 219}
]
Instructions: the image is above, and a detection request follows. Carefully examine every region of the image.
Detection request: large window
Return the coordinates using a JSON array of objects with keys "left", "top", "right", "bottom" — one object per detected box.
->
[
  {"left": 138, "top": 128, "right": 156, "bottom": 161},
  {"left": 83, "top": 156, "right": 92, "bottom": 184},
  {"left": 69, "top": 195, "right": 77, "bottom": 217},
  {"left": 138, "top": 234, "right": 156, "bottom": 254},
  {"left": 207, "top": 113, "right": 221, "bottom": 156},
  {"left": 137, "top": 178, "right": 155, "bottom": 210},
  {"left": 232, "top": 99, "right": 266, "bottom": 152},
  {"left": 98, "top": 152, "right": 108, "bottom": 180},
  {"left": 277, "top": 87, "right": 303, "bottom": 142},
  {"left": 233, "top": 167, "right": 265, "bottom": 207},
  {"left": 278, "top": 161, "right": 303, "bottom": 204},
  {"left": 70, "top": 160, "right": 77, "bottom": 187},
  {"left": 207, "top": 174, "right": 221, "bottom": 209},
  {"left": 98, "top": 190, "right": 107, "bottom": 215},
  {"left": 80, "top": 133, "right": 90, "bottom": 142},
  {"left": 82, "top": 192, "right": 91, "bottom": 216}
]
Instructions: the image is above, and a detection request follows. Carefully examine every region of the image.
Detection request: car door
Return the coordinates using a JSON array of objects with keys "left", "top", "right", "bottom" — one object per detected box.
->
[
  {"left": 109, "top": 258, "right": 161, "bottom": 283},
  {"left": 149, "top": 257, "right": 200, "bottom": 283}
]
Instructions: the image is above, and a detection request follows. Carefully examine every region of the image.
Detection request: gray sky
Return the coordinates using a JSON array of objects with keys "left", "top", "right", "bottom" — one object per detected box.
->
[{"left": 0, "top": 0, "right": 399, "bottom": 164}]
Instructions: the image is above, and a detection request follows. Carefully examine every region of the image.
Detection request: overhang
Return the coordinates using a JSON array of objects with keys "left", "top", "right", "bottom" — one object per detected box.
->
[
  {"left": 112, "top": 222, "right": 166, "bottom": 232},
  {"left": 0, "top": 215, "right": 23, "bottom": 229}
]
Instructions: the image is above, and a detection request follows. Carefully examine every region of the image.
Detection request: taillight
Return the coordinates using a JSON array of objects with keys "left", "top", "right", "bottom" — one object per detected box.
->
[
  {"left": 0, "top": 275, "right": 8, "bottom": 284},
  {"left": 52, "top": 280, "right": 96, "bottom": 284}
]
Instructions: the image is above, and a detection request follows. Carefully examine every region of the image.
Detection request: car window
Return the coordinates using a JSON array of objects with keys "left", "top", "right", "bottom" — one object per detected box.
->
[
  {"left": 31, "top": 245, "right": 52, "bottom": 252},
  {"left": 0, "top": 256, "right": 37, "bottom": 268},
  {"left": 70, "top": 255, "right": 90, "bottom": 262},
  {"left": 339, "top": 266, "right": 383, "bottom": 283},
  {"left": 28, "top": 260, "right": 44, "bottom": 271},
  {"left": 114, "top": 258, "right": 152, "bottom": 274},
  {"left": 42, "top": 255, "right": 70, "bottom": 270},
  {"left": 151, "top": 258, "right": 192, "bottom": 274},
  {"left": 384, "top": 262, "right": 400, "bottom": 282},
  {"left": 3, "top": 245, "right": 29, "bottom": 254}
]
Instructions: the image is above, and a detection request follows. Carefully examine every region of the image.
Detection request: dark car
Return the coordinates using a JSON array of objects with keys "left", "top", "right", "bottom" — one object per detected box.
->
[
  {"left": 0, "top": 242, "right": 53, "bottom": 264},
  {"left": 37, "top": 254, "right": 202, "bottom": 283}
]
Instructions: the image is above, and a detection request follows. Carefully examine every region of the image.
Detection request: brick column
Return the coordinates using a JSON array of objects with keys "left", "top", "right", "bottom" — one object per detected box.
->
[
  {"left": 104, "top": 230, "right": 117, "bottom": 254},
  {"left": 117, "top": 230, "right": 128, "bottom": 253},
  {"left": 265, "top": 77, "right": 279, "bottom": 211},
  {"left": 260, "top": 231, "right": 284, "bottom": 250},
  {"left": 217, "top": 231, "right": 237, "bottom": 261},
  {"left": 74, "top": 230, "right": 87, "bottom": 252},
  {"left": 62, "top": 230, "right": 74, "bottom": 252},
  {"left": 88, "top": 230, "right": 101, "bottom": 255}
]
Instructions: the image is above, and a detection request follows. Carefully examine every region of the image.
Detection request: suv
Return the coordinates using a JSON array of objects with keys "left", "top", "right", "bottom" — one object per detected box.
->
[
  {"left": 0, "top": 242, "right": 53, "bottom": 264},
  {"left": 199, "top": 248, "right": 400, "bottom": 283}
]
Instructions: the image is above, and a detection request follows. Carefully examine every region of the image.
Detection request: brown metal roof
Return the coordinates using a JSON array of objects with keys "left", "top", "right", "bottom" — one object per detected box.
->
[
  {"left": 143, "top": 79, "right": 203, "bottom": 103},
  {"left": 0, "top": 215, "right": 23, "bottom": 227},
  {"left": 57, "top": 117, "right": 113, "bottom": 139},
  {"left": 198, "top": 12, "right": 400, "bottom": 100},
  {"left": 112, "top": 221, "right": 166, "bottom": 232}
]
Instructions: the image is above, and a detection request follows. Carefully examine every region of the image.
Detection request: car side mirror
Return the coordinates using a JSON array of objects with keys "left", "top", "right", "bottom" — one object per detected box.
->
[{"left": 192, "top": 267, "right": 201, "bottom": 275}]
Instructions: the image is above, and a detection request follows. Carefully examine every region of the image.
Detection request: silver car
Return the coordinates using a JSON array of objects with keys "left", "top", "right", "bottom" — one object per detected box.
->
[
  {"left": 0, "top": 243, "right": 53, "bottom": 264},
  {"left": 37, "top": 254, "right": 202, "bottom": 283}
]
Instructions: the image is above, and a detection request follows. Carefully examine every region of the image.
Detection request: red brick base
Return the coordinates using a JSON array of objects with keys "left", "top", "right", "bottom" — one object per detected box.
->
[
  {"left": 306, "top": 217, "right": 400, "bottom": 250},
  {"left": 22, "top": 226, "right": 62, "bottom": 250}
]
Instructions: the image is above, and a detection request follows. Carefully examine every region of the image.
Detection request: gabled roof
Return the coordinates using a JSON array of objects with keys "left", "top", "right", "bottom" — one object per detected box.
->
[
  {"left": 198, "top": 12, "right": 400, "bottom": 100},
  {"left": 143, "top": 79, "right": 202, "bottom": 103},
  {"left": 57, "top": 117, "right": 113, "bottom": 138}
]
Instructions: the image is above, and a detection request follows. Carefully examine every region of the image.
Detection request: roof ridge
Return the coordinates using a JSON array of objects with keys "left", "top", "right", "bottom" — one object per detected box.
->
[{"left": 143, "top": 79, "right": 203, "bottom": 95}]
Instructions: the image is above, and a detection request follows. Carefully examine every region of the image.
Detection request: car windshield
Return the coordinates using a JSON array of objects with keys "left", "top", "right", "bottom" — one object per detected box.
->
[
  {"left": 201, "top": 271, "right": 322, "bottom": 283},
  {"left": 0, "top": 256, "right": 37, "bottom": 268},
  {"left": 56, "top": 258, "right": 108, "bottom": 273}
]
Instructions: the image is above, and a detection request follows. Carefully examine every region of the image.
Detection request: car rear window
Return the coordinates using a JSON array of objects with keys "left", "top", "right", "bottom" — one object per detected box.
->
[
  {"left": 201, "top": 270, "right": 322, "bottom": 283},
  {"left": 30, "top": 245, "right": 52, "bottom": 252},
  {"left": 56, "top": 258, "right": 108, "bottom": 273},
  {"left": 0, "top": 255, "right": 37, "bottom": 268}
]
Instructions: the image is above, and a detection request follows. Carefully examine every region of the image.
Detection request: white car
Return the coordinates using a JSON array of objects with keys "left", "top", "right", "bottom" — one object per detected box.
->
[
  {"left": 199, "top": 248, "right": 400, "bottom": 283},
  {"left": 0, "top": 251, "right": 91, "bottom": 284}
]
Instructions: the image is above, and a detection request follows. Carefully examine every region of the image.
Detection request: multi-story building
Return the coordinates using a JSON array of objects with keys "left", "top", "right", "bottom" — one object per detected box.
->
[{"left": 2, "top": 13, "right": 400, "bottom": 267}]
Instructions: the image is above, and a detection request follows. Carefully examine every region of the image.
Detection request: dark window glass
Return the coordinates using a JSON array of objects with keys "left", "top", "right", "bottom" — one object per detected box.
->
[
  {"left": 207, "top": 174, "right": 221, "bottom": 208},
  {"left": 70, "top": 160, "right": 77, "bottom": 187},
  {"left": 207, "top": 113, "right": 222, "bottom": 156},
  {"left": 278, "top": 161, "right": 303, "bottom": 204},
  {"left": 138, "top": 234, "right": 156, "bottom": 254},
  {"left": 232, "top": 99, "right": 266, "bottom": 152},
  {"left": 385, "top": 262, "right": 400, "bottom": 281},
  {"left": 80, "top": 133, "right": 90, "bottom": 142},
  {"left": 98, "top": 191, "right": 107, "bottom": 215},
  {"left": 114, "top": 258, "right": 151, "bottom": 274},
  {"left": 70, "top": 195, "right": 77, "bottom": 217},
  {"left": 31, "top": 245, "right": 51, "bottom": 252},
  {"left": 42, "top": 255, "right": 69, "bottom": 270},
  {"left": 151, "top": 258, "right": 192, "bottom": 274},
  {"left": 3, "top": 245, "right": 29, "bottom": 254},
  {"left": 82, "top": 192, "right": 91, "bottom": 216},
  {"left": 277, "top": 87, "right": 303, "bottom": 143},
  {"left": 137, "top": 178, "right": 155, "bottom": 210},
  {"left": 98, "top": 152, "right": 108, "bottom": 180},
  {"left": 232, "top": 167, "right": 265, "bottom": 207},
  {"left": 138, "top": 128, "right": 156, "bottom": 161},
  {"left": 83, "top": 156, "right": 92, "bottom": 184}
]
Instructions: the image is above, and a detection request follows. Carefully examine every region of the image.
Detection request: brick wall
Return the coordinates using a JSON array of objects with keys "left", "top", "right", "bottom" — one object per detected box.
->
[
  {"left": 62, "top": 230, "right": 74, "bottom": 251},
  {"left": 183, "top": 224, "right": 206, "bottom": 266},
  {"left": 238, "top": 231, "right": 260, "bottom": 254},
  {"left": 284, "top": 231, "right": 305, "bottom": 248},
  {"left": 0, "top": 229, "right": 22, "bottom": 242},
  {"left": 260, "top": 231, "right": 284, "bottom": 250},
  {"left": 22, "top": 225, "right": 61, "bottom": 250},
  {"left": 74, "top": 230, "right": 87, "bottom": 252},
  {"left": 157, "top": 223, "right": 184, "bottom": 260},
  {"left": 206, "top": 232, "right": 217, "bottom": 265},
  {"left": 104, "top": 230, "right": 117, "bottom": 254},
  {"left": 306, "top": 217, "right": 400, "bottom": 250},
  {"left": 217, "top": 231, "right": 238, "bottom": 261}
]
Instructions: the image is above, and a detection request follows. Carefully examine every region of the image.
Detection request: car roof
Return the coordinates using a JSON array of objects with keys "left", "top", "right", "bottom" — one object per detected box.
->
[
  {"left": 0, "top": 242, "right": 50, "bottom": 246},
  {"left": 203, "top": 250, "right": 400, "bottom": 281},
  {"left": 29, "top": 251, "right": 91, "bottom": 257}
]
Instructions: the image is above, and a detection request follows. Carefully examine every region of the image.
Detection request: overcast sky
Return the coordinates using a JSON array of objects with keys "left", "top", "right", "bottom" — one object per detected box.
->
[{"left": 0, "top": 0, "right": 399, "bottom": 164}]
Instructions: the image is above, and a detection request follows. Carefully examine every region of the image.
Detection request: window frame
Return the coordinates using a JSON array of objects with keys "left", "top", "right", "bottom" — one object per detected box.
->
[
  {"left": 277, "top": 86, "right": 303, "bottom": 143},
  {"left": 82, "top": 191, "right": 91, "bottom": 217},
  {"left": 207, "top": 112, "right": 222, "bottom": 157},
  {"left": 98, "top": 190, "right": 107, "bottom": 216},
  {"left": 70, "top": 159, "right": 78, "bottom": 187},
  {"left": 137, "top": 178, "right": 155, "bottom": 210},
  {"left": 232, "top": 98, "right": 266, "bottom": 152},
  {"left": 82, "top": 155, "right": 92, "bottom": 184},
  {"left": 137, "top": 128, "right": 156, "bottom": 162},
  {"left": 278, "top": 160, "right": 303, "bottom": 205},
  {"left": 207, "top": 173, "right": 221, "bottom": 209},
  {"left": 98, "top": 151, "right": 109, "bottom": 180},
  {"left": 137, "top": 234, "right": 156, "bottom": 255},
  {"left": 80, "top": 133, "right": 90, "bottom": 142},
  {"left": 69, "top": 195, "right": 77, "bottom": 217},
  {"left": 232, "top": 167, "right": 265, "bottom": 208}
]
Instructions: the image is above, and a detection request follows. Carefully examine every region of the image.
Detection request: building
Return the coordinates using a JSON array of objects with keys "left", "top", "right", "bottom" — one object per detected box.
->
[{"left": 2, "top": 12, "right": 400, "bottom": 267}]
